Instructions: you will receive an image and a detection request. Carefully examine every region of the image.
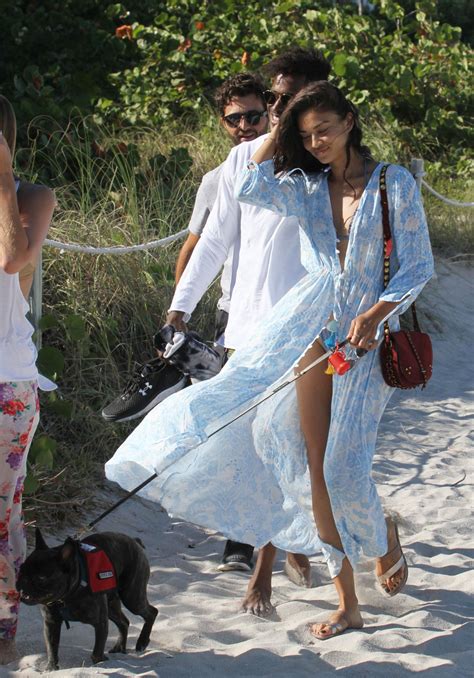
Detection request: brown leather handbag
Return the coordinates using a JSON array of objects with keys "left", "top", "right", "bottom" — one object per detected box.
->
[{"left": 378, "top": 165, "right": 433, "bottom": 389}]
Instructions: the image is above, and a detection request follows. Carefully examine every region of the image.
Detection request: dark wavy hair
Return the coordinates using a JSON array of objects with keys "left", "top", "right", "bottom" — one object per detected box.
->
[
  {"left": 214, "top": 73, "right": 266, "bottom": 116},
  {"left": 264, "top": 47, "right": 331, "bottom": 82},
  {"left": 274, "top": 81, "right": 371, "bottom": 176}
]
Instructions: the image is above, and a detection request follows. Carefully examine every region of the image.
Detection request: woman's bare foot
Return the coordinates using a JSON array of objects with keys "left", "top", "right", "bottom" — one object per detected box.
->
[
  {"left": 375, "top": 517, "right": 408, "bottom": 595},
  {"left": 241, "top": 574, "right": 273, "bottom": 616},
  {"left": 0, "top": 639, "right": 19, "bottom": 665},
  {"left": 309, "top": 606, "right": 363, "bottom": 640},
  {"left": 284, "top": 552, "right": 312, "bottom": 587}
]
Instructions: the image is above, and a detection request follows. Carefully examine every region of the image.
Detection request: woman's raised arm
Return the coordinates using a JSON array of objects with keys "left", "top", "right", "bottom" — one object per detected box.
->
[
  {"left": 0, "top": 132, "right": 28, "bottom": 273},
  {"left": 235, "top": 138, "right": 316, "bottom": 219},
  {"left": 0, "top": 133, "right": 55, "bottom": 275},
  {"left": 249, "top": 132, "right": 278, "bottom": 165}
]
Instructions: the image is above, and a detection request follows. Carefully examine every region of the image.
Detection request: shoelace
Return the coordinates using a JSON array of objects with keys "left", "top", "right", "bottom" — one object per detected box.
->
[{"left": 122, "top": 358, "right": 164, "bottom": 397}]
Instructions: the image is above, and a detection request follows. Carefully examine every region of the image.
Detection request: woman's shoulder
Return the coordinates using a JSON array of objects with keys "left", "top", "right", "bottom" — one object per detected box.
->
[
  {"left": 17, "top": 181, "right": 56, "bottom": 210},
  {"left": 374, "top": 164, "right": 417, "bottom": 199},
  {"left": 383, "top": 163, "right": 415, "bottom": 185},
  {"left": 17, "top": 180, "right": 54, "bottom": 196},
  {"left": 283, "top": 168, "right": 325, "bottom": 187}
]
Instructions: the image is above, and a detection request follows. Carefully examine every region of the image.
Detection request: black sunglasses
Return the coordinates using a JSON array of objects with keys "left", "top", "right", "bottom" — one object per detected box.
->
[
  {"left": 263, "top": 90, "right": 294, "bottom": 107},
  {"left": 222, "top": 110, "right": 268, "bottom": 128}
]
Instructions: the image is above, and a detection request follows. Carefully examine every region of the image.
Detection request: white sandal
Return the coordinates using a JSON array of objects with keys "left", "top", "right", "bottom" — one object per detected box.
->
[{"left": 376, "top": 521, "right": 408, "bottom": 597}]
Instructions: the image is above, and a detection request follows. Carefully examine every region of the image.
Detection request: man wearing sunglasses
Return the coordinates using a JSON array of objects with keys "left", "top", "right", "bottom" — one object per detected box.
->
[
  {"left": 167, "top": 48, "right": 331, "bottom": 613},
  {"left": 174, "top": 73, "right": 269, "bottom": 306}
]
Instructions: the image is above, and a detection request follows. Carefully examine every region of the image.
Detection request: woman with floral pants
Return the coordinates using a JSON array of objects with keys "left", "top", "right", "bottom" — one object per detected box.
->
[
  {"left": 0, "top": 383, "right": 39, "bottom": 641},
  {"left": 0, "top": 96, "right": 55, "bottom": 664}
]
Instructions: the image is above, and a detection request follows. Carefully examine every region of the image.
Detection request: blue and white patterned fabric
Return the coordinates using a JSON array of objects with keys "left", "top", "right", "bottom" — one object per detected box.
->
[{"left": 106, "top": 161, "right": 433, "bottom": 577}]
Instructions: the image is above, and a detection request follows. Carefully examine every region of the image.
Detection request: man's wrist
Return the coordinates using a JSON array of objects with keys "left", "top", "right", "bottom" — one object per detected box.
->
[{"left": 166, "top": 309, "right": 191, "bottom": 323}]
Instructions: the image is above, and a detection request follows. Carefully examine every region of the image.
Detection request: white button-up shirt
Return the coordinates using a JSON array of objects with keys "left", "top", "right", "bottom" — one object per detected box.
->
[{"left": 170, "top": 135, "right": 307, "bottom": 350}]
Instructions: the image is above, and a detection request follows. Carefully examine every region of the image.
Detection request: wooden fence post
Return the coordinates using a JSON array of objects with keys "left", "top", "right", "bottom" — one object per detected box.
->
[{"left": 30, "top": 252, "right": 43, "bottom": 350}]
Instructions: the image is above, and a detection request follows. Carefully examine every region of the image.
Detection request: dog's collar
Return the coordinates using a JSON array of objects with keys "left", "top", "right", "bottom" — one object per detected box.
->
[
  {"left": 46, "top": 541, "right": 88, "bottom": 625},
  {"left": 67, "top": 541, "right": 90, "bottom": 593}
]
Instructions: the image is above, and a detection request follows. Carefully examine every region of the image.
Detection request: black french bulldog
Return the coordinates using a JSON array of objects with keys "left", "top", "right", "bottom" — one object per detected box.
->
[{"left": 17, "top": 529, "right": 158, "bottom": 670}]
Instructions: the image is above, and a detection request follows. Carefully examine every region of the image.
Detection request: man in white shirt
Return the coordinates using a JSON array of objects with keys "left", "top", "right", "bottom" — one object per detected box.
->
[
  {"left": 175, "top": 73, "right": 270, "bottom": 299},
  {"left": 102, "top": 73, "right": 268, "bottom": 423},
  {"left": 166, "top": 48, "right": 331, "bottom": 614}
]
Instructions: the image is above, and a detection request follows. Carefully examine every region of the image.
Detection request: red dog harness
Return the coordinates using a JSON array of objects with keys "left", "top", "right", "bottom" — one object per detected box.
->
[{"left": 79, "top": 542, "right": 117, "bottom": 594}]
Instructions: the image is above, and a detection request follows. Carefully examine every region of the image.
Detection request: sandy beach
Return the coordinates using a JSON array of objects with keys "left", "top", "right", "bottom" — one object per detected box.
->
[{"left": 3, "top": 258, "right": 473, "bottom": 678}]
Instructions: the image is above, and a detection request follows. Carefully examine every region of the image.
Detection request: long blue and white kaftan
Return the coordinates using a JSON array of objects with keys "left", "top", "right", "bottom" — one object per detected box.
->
[{"left": 106, "top": 162, "right": 433, "bottom": 578}]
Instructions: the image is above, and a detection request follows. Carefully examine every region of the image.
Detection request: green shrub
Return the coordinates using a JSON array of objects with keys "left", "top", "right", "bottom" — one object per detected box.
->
[{"left": 3, "top": 0, "right": 473, "bottom": 171}]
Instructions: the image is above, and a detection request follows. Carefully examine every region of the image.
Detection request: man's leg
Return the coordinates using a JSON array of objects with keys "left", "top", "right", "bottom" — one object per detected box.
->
[
  {"left": 241, "top": 546, "right": 311, "bottom": 614},
  {"left": 241, "top": 543, "right": 276, "bottom": 615},
  {"left": 213, "top": 308, "right": 229, "bottom": 343},
  {"left": 285, "top": 552, "right": 312, "bottom": 587},
  {"left": 215, "top": 314, "right": 310, "bottom": 580},
  {"left": 218, "top": 540, "right": 254, "bottom": 572},
  {"left": 215, "top": 314, "right": 256, "bottom": 572}
]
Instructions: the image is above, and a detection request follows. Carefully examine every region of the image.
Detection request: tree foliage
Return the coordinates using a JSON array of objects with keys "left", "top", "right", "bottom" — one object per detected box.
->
[{"left": 2, "top": 0, "right": 472, "bottom": 164}]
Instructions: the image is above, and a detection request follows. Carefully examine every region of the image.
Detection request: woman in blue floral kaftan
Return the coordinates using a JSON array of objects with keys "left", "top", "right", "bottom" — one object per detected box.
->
[{"left": 106, "top": 82, "right": 433, "bottom": 639}]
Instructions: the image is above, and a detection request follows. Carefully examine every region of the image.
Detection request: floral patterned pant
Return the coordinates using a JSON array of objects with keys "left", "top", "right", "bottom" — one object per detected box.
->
[{"left": 0, "top": 381, "right": 39, "bottom": 640}]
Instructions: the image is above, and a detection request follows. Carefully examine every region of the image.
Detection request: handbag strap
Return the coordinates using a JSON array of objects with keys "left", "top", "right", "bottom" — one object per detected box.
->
[{"left": 379, "top": 165, "right": 420, "bottom": 334}]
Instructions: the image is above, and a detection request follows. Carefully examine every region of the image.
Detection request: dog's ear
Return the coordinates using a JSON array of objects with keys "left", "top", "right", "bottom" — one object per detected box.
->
[
  {"left": 59, "top": 538, "right": 76, "bottom": 564},
  {"left": 35, "top": 527, "right": 49, "bottom": 550}
]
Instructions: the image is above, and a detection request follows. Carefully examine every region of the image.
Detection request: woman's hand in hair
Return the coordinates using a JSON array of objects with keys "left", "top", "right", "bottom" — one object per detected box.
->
[
  {"left": 249, "top": 127, "right": 279, "bottom": 165},
  {"left": 268, "top": 122, "right": 279, "bottom": 141}
]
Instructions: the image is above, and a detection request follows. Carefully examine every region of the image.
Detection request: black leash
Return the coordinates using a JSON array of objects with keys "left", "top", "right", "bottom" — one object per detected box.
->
[{"left": 75, "top": 474, "right": 159, "bottom": 538}]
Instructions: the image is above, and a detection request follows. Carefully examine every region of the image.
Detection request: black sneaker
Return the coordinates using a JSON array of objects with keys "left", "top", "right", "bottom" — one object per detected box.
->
[
  {"left": 217, "top": 540, "right": 254, "bottom": 572},
  {"left": 102, "top": 358, "right": 189, "bottom": 423}
]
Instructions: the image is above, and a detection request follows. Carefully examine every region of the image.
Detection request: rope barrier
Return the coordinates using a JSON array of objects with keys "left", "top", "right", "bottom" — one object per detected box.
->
[
  {"left": 410, "top": 159, "right": 473, "bottom": 208},
  {"left": 420, "top": 179, "right": 474, "bottom": 208},
  {"left": 29, "top": 157, "right": 471, "bottom": 333},
  {"left": 40, "top": 159, "right": 471, "bottom": 257},
  {"left": 44, "top": 229, "right": 188, "bottom": 254}
]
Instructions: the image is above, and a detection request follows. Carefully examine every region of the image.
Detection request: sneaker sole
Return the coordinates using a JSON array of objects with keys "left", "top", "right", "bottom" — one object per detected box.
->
[
  {"left": 217, "top": 562, "right": 252, "bottom": 572},
  {"left": 102, "top": 376, "right": 188, "bottom": 423}
]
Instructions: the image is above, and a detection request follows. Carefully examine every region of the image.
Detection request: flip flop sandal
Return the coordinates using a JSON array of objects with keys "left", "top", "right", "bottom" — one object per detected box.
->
[
  {"left": 284, "top": 559, "right": 313, "bottom": 588},
  {"left": 309, "top": 620, "right": 348, "bottom": 640},
  {"left": 376, "top": 522, "right": 408, "bottom": 597}
]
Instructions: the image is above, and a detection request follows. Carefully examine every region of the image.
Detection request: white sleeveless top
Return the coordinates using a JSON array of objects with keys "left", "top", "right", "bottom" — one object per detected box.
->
[{"left": 0, "top": 180, "right": 38, "bottom": 383}]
